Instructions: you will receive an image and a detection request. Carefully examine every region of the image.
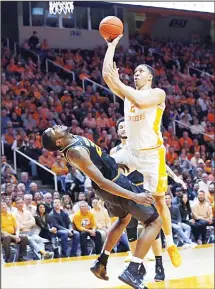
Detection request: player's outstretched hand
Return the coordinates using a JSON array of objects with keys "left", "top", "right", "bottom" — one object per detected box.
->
[
  {"left": 133, "top": 192, "right": 154, "bottom": 206},
  {"left": 174, "top": 176, "right": 187, "bottom": 190},
  {"left": 107, "top": 34, "right": 123, "bottom": 47}
]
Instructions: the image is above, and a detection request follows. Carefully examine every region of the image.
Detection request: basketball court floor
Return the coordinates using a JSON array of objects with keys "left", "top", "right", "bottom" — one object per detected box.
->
[{"left": 2, "top": 244, "right": 214, "bottom": 289}]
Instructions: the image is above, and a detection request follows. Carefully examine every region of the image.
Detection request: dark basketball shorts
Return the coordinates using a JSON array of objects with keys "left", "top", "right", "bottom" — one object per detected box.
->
[{"left": 95, "top": 174, "right": 159, "bottom": 225}]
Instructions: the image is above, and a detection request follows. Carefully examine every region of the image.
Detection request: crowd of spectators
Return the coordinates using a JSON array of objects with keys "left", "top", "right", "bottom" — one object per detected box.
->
[{"left": 1, "top": 31, "right": 214, "bottom": 262}]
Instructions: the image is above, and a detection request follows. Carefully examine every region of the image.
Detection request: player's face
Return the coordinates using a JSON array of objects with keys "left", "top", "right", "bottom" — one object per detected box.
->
[
  {"left": 117, "top": 121, "right": 127, "bottom": 139},
  {"left": 134, "top": 65, "right": 152, "bottom": 89},
  {"left": 50, "top": 125, "right": 69, "bottom": 139}
]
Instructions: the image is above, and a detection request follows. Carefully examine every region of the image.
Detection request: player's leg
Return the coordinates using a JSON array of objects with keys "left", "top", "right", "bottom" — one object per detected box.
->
[
  {"left": 118, "top": 211, "right": 162, "bottom": 289},
  {"left": 142, "top": 147, "right": 182, "bottom": 267},
  {"left": 125, "top": 218, "right": 138, "bottom": 262},
  {"left": 151, "top": 234, "right": 165, "bottom": 282},
  {"left": 90, "top": 213, "right": 131, "bottom": 281}
]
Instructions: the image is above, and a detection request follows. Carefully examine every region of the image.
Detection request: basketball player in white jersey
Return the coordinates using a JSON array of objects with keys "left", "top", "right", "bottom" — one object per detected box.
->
[{"left": 103, "top": 35, "right": 182, "bottom": 267}]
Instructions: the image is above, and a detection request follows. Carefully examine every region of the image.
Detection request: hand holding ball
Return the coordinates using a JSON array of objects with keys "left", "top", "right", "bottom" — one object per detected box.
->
[{"left": 99, "top": 16, "right": 123, "bottom": 42}]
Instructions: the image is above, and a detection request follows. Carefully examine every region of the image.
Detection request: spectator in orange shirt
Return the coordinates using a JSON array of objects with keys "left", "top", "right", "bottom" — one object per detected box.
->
[
  {"left": 96, "top": 112, "right": 110, "bottom": 129},
  {"left": 61, "top": 91, "right": 72, "bottom": 104},
  {"left": 51, "top": 155, "right": 69, "bottom": 193},
  {"left": 166, "top": 147, "right": 178, "bottom": 166},
  {"left": 83, "top": 113, "right": 96, "bottom": 129},
  {"left": 179, "top": 131, "right": 193, "bottom": 149},
  {"left": 39, "top": 149, "right": 55, "bottom": 169},
  {"left": 203, "top": 124, "right": 215, "bottom": 150},
  {"left": 96, "top": 130, "right": 110, "bottom": 148},
  {"left": 168, "top": 135, "right": 180, "bottom": 153}
]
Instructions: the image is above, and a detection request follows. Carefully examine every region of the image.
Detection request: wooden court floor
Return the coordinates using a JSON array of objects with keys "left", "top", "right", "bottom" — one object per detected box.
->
[{"left": 2, "top": 244, "right": 214, "bottom": 289}]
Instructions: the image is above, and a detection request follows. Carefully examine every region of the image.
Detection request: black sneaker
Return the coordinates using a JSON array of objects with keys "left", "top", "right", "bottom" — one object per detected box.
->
[
  {"left": 90, "top": 260, "right": 109, "bottom": 281},
  {"left": 154, "top": 264, "right": 165, "bottom": 282},
  {"left": 118, "top": 266, "right": 148, "bottom": 289}
]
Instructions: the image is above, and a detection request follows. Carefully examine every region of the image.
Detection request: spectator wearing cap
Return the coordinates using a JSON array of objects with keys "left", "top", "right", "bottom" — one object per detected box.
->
[{"left": 191, "top": 190, "right": 213, "bottom": 244}]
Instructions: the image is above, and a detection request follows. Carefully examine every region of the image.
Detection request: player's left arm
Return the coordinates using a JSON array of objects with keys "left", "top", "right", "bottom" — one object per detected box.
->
[{"left": 166, "top": 165, "right": 187, "bottom": 190}]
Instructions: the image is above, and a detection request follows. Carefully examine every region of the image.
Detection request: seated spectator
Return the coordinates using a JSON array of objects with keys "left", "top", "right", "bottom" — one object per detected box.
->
[
  {"left": 206, "top": 182, "right": 214, "bottom": 205},
  {"left": 49, "top": 199, "right": 80, "bottom": 257},
  {"left": 172, "top": 187, "right": 183, "bottom": 206},
  {"left": 24, "top": 194, "right": 37, "bottom": 216},
  {"left": 73, "top": 201, "right": 102, "bottom": 256},
  {"left": 190, "top": 152, "right": 205, "bottom": 168},
  {"left": 5, "top": 196, "right": 17, "bottom": 214},
  {"left": 192, "top": 190, "right": 214, "bottom": 244},
  {"left": 166, "top": 147, "right": 178, "bottom": 166},
  {"left": 51, "top": 155, "right": 69, "bottom": 193},
  {"left": 19, "top": 172, "right": 31, "bottom": 193},
  {"left": 73, "top": 192, "right": 91, "bottom": 213},
  {"left": 83, "top": 113, "right": 96, "bottom": 129},
  {"left": 61, "top": 195, "right": 74, "bottom": 216},
  {"left": 44, "top": 192, "right": 53, "bottom": 213},
  {"left": 32, "top": 192, "right": 44, "bottom": 206},
  {"left": 14, "top": 198, "right": 53, "bottom": 259},
  {"left": 29, "top": 182, "right": 39, "bottom": 196},
  {"left": 165, "top": 193, "right": 195, "bottom": 248},
  {"left": 1, "top": 201, "right": 28, "bottom": 262},
  {"left": 90, "top": 198, "right": 111, "bottom": 243},
  {"left": 198, "top": 173, "right": 211, "bottom": 194},
  {"left": 35, "top": 203, "right": 59, "bottom": 258},
  {"left": 65, "top": 167, "right": 86, "bottom": 199},
  {"left": 39, "top": 149, "right": 55, "bottom": 169},
  {"left": 190, "top": 118, "right": 205, "bottom": 139},
  {"left": 179, "top": 131, "right": 193, "bottom": 149},
  {"left": 1, "top": 156, "right": 15, "bottom": 175}
]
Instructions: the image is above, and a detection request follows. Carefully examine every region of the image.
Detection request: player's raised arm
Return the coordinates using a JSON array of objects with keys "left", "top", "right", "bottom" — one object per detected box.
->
[
  {"left": 102, "top": 35, "right": 125, "bottom": 100},
  {"left": 67, "top": 147, "right": 153, "bottom": 206}
]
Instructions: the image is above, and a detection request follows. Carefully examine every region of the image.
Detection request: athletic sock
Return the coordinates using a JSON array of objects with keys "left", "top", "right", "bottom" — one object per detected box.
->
[
  {"left": 98, "top": 250, "right": 110, "bottom": 265},
  {"left": 128, "top": 257, "right": 144, "bottom": 273},
  {"left": 165, "top": 235, "right": 174, "bottom": 248},
  {"left": 155, "top": 256, "right": 163, "bottom": 266}
]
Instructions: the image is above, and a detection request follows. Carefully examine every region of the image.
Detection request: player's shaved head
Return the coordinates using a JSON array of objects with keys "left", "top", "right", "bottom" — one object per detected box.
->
[{"left": 42, "top": 125, "right": 69, "bottom": 151}]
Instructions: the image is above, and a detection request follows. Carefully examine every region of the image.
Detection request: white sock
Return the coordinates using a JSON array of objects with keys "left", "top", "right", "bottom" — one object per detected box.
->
[
  {"left": 104, "top": 250, "right": 110, "bottom": 255},
  {"left": 166, "top": 235, "right": 174, "bottom": 247},
  {"left": 131, "top": 256, "right": 143, "bottom": 263}
]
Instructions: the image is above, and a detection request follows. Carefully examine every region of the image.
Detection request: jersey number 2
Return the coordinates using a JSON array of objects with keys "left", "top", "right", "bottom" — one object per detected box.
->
[{"left": 130, "top": 104, "right": 135, "bottom": 113}]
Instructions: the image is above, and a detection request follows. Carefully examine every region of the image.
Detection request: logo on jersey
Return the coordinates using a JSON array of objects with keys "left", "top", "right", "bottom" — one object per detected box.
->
[{"left": 81, "top": 218, "right": 90, "bottom": 227}]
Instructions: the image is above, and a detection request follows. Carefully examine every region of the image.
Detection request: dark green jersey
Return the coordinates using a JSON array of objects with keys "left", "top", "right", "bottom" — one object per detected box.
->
[{"left": 60, "top": 135, "right": 118, "bottom": 182}]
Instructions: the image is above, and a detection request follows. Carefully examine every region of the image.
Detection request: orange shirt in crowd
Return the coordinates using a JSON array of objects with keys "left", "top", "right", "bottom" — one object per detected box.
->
[
  {"left": 179, "top": 137, "right": 193, "bottom": 148},
  {"left": 166, "top": 151, "right": 178, "bottom": 165},
  {"left": 51, "top": 161, "right": 68, "bottom": 176},
  {"left": 39, "top": 154, "right": 55, "bottom": 169}
]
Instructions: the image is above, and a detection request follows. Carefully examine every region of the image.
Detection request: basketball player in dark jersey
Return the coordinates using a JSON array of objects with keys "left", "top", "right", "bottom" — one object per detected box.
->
[{"left": 42, "top": 125, "right": 162, "bottom": 289}]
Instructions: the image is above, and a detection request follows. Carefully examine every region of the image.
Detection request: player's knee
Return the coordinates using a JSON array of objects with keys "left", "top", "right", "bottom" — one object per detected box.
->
[
  {"left": 119, "top": 214, "right": 131, "bottom": 225},
  {"left": 126, "top": 227, "right": 138, "bottom": 242}
]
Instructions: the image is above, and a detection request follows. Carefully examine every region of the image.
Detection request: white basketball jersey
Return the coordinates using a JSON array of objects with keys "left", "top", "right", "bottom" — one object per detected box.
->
[{"left": 124, "top": 97, "right": 165, "bottom": 150}]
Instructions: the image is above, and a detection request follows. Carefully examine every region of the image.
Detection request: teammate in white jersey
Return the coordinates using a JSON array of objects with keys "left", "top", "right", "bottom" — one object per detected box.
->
[{"left": 103, "top": 35, "right": 182, "bottom": 267}]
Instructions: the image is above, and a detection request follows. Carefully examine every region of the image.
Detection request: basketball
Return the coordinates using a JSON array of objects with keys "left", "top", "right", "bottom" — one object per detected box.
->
[{"left": 99, "top": 16, "right": 123, "bottom": 42}]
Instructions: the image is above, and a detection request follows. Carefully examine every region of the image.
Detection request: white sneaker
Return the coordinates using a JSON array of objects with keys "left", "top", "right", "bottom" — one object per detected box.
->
[
  {"left": 182, "top": 243, "right": 191, "bottom": 249},
  {"left": 190, "top": 242, "right": 198, "bottom": 248}
]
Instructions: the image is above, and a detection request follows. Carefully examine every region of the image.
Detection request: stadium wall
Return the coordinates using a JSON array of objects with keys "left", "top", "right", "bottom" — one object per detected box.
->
[
  {"left": 18, "top": 25, "right": 129, "bottom": 50},
  {"left": 151, "top": 15, "right": 210, "bottom": 40}
]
